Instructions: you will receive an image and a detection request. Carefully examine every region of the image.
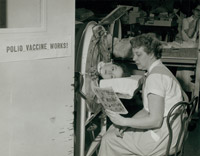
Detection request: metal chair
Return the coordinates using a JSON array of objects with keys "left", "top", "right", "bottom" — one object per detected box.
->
[
  {"left": 166, "top": 96, "right": 199, "bottom": 156},
  {"left": 94, "top": 96, "right": 198, "bottom": 156}
]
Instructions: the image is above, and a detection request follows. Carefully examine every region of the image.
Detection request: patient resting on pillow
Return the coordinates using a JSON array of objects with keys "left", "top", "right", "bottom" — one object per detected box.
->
[{"left": 89, "top": 61, "right": 143, "bottom": 99}]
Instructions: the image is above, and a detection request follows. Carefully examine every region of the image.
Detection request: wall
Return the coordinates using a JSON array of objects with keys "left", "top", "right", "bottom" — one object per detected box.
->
[{"left": 0, "top": 0, "right": 74, "bottom": 156}]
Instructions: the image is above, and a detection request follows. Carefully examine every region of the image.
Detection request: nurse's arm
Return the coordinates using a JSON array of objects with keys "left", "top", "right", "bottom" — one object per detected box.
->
[
  {"left": 132, "top": 108, "right": 149, "bottom": 119},
  {"left": 123, "top": 93, "right": 164, "bottom": 129}
]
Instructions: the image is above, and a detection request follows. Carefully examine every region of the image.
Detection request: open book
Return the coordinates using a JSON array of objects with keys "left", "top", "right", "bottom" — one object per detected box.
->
[{"left": 91, "top": 84, "right": 128, "bottom": 114}]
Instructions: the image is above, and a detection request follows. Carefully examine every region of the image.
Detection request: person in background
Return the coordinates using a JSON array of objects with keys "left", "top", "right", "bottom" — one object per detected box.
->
[
  {"left": 176, "top": 4, "right": 200, "bottom": 93},
  {"left": 173, "top": 8, "right": 186, "bottom": 43},
  {"left": 181, "top": 4, "right": 200, "bottom": 44},
  {"left": 98, "top": 34, "right": 188, "bottom": 156}
]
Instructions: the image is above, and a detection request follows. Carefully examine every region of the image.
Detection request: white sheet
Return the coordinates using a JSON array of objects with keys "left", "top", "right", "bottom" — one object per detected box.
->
[{"left": 99, "top": 75, "right": 142, "bottom": 99}]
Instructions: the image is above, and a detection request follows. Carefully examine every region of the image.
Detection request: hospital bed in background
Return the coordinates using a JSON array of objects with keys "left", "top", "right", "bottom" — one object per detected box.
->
[{"left": 75, "top": 5, "right": 200, "bottom": 156}]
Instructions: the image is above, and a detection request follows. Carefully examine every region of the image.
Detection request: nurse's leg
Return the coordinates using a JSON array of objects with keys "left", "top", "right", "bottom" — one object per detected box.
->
[{"left": 98, "top": 125, "right": 139, "bottom": 156}]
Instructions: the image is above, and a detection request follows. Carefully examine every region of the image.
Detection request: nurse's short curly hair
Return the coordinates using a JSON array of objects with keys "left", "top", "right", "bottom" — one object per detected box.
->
[{"left": 130, "top": 33, "right": 163, "bottom": 59}]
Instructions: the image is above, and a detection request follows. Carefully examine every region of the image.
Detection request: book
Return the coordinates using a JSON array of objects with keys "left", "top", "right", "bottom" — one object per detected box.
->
[{"left": 91, "top": 84, "right": 128, "bottom": 114}]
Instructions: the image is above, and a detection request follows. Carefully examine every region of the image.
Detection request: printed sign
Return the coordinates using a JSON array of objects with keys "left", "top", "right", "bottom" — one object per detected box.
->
[{"left": 0, "top": 35, "right": 71, "bottom": 62}]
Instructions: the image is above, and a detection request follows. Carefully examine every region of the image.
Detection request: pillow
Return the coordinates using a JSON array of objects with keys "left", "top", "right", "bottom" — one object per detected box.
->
[{"left": 99, "top": 75, "right": 142, "bottom": 99}]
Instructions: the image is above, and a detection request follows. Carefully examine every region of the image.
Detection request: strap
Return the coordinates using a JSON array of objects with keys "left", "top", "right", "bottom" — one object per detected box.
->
[{"left": 148, "top": 65, "right": 189, "bottom": 102}]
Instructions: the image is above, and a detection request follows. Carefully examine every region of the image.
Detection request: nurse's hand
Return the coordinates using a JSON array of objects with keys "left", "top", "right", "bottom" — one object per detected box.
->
[{"left": 105, "top": 109, "right": 126, "bottom": 126}]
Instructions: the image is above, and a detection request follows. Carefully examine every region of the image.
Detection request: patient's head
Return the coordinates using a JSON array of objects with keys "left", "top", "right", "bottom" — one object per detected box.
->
[{"left": 98, "top": 61, "right": 131, "bottom": 79}]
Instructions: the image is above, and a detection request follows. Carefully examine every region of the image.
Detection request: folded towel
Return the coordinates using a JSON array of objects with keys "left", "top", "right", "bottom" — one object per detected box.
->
[{"left": 99, "top": 75, "right": 142, "bottom": 99}]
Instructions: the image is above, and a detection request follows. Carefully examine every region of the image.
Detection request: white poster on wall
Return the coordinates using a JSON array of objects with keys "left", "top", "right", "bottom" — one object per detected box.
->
[{"left": 0, "top": 35, "right": 71, "bottom": 62}]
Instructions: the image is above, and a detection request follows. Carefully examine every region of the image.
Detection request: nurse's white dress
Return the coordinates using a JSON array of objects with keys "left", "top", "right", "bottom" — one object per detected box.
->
[{"left": 98, "top": 60, "right": 186, "bottom": 156}]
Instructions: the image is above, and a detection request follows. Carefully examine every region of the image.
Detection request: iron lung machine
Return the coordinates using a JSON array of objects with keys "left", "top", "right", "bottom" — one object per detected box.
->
[{"left": 75, "top": 5, "right": 133, "bottom": 156}]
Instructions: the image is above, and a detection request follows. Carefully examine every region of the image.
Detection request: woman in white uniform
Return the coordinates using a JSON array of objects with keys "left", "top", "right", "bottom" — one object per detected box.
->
[
  {"left": 176, "top": 4, "right": 200, "bottom": 92},
  {"left": 98, "top": 34, "right": 187, "bottom": 156}
]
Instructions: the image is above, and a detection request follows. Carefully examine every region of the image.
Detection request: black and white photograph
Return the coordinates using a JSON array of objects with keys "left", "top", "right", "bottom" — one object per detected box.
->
[
  {"left": 75, "top": 0, "right": 200, "bottom": 156},
  {"left": 0, "top": 0, "right": 200, "bottom": 156}
]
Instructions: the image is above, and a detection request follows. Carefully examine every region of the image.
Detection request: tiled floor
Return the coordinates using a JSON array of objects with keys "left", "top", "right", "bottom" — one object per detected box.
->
[{"left": 184, "top": 118, "right": 200, "bottom": 156}]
